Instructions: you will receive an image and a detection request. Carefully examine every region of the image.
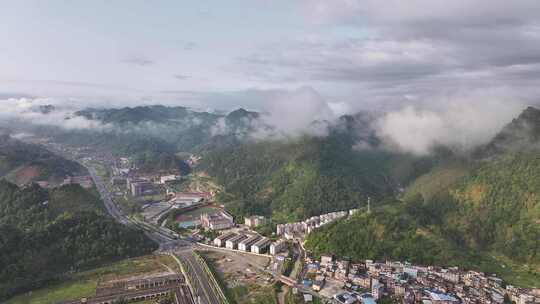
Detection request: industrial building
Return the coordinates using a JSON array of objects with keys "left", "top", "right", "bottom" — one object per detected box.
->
[
  {"left": 131, "top": 181, "right": 155, "bottom": 197},
  {"left": 251, "top": 237, "right": 271, "bottom": 254},
  {"left": 225, "top": 234, "right": 249, "bottom": 250},
  {"left": 213, "top": 232, "right": 236, "bottom": 247},
  {"left": 238, "top": 235, "right": 261, "bottom": 252},
  {"left": 270, "top": 240, "right": 286, "bottom": 255}
]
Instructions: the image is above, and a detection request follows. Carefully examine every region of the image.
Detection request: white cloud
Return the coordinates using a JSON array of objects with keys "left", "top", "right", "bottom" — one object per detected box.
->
[
  {"left": 0, "top": 97, "right": 109, "bottom": 130},
  {"left": 254, "top": 86, "right": 337, "bottom": 138},
  {"left": 375, "top": 92, "right": 526, "bottom": 155}
]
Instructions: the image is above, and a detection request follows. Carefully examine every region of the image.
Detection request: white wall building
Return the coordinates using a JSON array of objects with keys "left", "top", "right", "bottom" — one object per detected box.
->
[
  {"left": 238, "top": 235, "right": 261, "bottom": 252},
  {"left": 251, "top": 237, "right": 271, "bottom": 254},
  {"left": 270, "top": 240, "right": 286, "bottom": 255}
]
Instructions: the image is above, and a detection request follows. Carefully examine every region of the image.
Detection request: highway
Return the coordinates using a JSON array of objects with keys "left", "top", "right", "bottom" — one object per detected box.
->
[
  {"left": 86, "top": 163, "right": 225, "bottom": 303},
  {"left": 176, "top": 250, "right": 224, "bottom": 304},
  {"left": 87, "top": 166, "right": 188, "bottom": 248},
  {"left": 88, "top": 167, "right": 130, "bottom": 225},
  {"left": 40, "top": 144, "right": 226, "bottom": 303}
]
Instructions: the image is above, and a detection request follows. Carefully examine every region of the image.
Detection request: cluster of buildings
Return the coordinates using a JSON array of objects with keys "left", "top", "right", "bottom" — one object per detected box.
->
[
  {"left": 276, "top": 209, "right": 358, "bottom": 239},
  {"left": 112, "top": 157, "right": 133, "bottom": 176},
  {"left": 110, "top": 173, "right": 157, "bottom": 198},
  {"left": 333, "top": 292, "right": 376, "bottom": 304},
  {"left": 110, "top": 156, "right": 188, "bottom": 198},
  {"left": 200, "top": 211, "right": 234, "bottom": 230},
  {"left": 301, "top": 256, "right": 539, "bottom": 304},
  {"left": 212, "top": 232, "right": 275, "bottom": 254}
]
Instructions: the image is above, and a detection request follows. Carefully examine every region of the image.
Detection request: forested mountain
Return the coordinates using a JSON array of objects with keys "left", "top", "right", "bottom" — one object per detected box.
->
[
  {"left": 198, "top": 115, "right": 450, "bottom": 222},
  {"left": 306, "top": 107, "right": 540, "bottom": 287},
  {"left": 70, "top": 105, "right": 262, "bottom": 153},
  {"left": 0, "top": 134, "right": 86, "bottom": 185},
  {"left": 0, "top": 182, "right": 157, "bottom": 300},
  {"left": 18, "top": 105, "right": 264, "bottom": 172},
  {"left": 75, "top": 105, "right": 209, "bottom": 124},
  {"left": 476, "top": 106, "right": 540, "bottom": 157}
]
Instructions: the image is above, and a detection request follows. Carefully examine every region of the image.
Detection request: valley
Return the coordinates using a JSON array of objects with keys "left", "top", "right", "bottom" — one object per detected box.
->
[
  {"left": 3, "top": 3, "right": 540, "bottom": 304},
  {"left": 1, "top": 104, "right": 539, "bottom": 304}
]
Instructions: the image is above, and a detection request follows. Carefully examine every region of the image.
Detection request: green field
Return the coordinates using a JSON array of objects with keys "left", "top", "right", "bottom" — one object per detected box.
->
[{"left": 6, "top": 255, "right": 180, "bottom": 304}]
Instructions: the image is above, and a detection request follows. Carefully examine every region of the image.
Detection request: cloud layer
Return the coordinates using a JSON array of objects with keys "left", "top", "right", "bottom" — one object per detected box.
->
[
  {"left": 235, "top": 0, "right": 540, "bottom": 114},
  {"left": 374, "top": 93, "right": 526, "bottom": 155},
  {"left": 0, "top": 97, "right": 109, "bottom": 130}
]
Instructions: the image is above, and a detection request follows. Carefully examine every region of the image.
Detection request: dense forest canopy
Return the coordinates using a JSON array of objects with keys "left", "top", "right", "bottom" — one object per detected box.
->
[
  {"left": 0, "top": 181, "right": 156, "bottom": 300},
  {"left": 198, "top": 122, "right": 450, "bottom": 222}
]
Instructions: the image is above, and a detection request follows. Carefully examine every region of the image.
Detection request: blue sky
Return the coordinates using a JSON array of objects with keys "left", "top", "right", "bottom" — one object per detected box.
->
[{"left": 2, "top": 0, "right": 540, "bottom": 113}]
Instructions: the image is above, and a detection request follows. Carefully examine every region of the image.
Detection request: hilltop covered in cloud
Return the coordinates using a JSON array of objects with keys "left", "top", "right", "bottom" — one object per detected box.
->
[
  {"left": 1, "top": 91, "right": 535, "bottom": 159},
  {"left": 0, "top": 97, "right": 110, "bottom": 131}
]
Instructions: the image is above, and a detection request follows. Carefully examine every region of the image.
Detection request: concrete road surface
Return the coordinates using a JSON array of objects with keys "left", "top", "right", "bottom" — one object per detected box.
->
[{"left": 176, "top": 251, "right": 224, "bottom": 304}]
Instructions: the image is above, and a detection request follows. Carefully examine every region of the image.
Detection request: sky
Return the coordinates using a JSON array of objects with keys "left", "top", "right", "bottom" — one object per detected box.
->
[{"left": 2, "top": 0, "right": 540, "bottom": 114}]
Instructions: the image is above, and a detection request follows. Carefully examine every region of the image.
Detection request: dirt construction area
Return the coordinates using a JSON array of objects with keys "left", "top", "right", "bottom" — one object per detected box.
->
[{"left": 199, "top": 249, "right": 273, "bottom": 289}]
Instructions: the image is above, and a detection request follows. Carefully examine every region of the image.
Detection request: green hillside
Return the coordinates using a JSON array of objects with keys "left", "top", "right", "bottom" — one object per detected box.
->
[
  {"left": 306, "top": 107, "right": 540, "bottom": 287},
  {"left": 447, "top": 153, "right": 540, "bottom": 261},
  {"left": 402, "top": 160, "right": 471, "bottom": 202},
  {"left": 198, "top": 124, "right": 446, "bottom": 222},
  {"left": 306, "top": 153, "right": 540, "bottom": 287},
  {"left": 0, "top": 135, "right": 86, "bottom": 184},
  {"left": 0, "top": 181, "right": 157, "bottom": 300}
]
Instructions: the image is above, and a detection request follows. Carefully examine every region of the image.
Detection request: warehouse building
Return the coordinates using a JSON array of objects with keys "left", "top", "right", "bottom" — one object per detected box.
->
[
  {"left": 226, "top": 234, "right": 249, "bottom": 250},
  {"left": 238, "top": 235, "right": 261, "bottom": 252},
  {"left": 251, "top": 237, "right": 271, "bottom": 254}
]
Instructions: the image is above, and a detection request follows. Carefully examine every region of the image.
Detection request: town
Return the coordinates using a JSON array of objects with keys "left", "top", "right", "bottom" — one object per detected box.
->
[
  {"left": 21, "top": 137, "right": 540, "bottom": 304},
  {"left": 205, "top": 215, "right": 539, "bottom": 304}
]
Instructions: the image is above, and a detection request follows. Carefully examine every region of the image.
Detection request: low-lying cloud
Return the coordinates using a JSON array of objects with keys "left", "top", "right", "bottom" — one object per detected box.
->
[
  {"left": 375, "top": 95, "right": 526, "bottom": 155},
  {"left": 1, "top": 90, "right": 533, "bottom": 158},
  {"left": 0, "top": 97, "right": 109, "bottom": 130},
  {"left": 255, "top": 86, "right": 336, "bottom": 138},
  {"left": 210, "top": 87, "right": 341, "bottom": 139}
]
